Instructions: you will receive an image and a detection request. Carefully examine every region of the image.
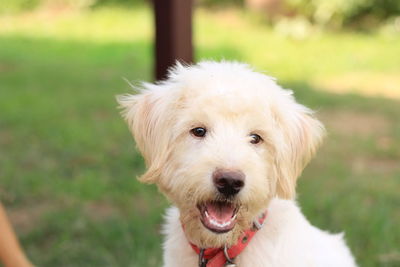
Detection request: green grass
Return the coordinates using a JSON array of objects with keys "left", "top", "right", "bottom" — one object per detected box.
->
[{"left": 1, "top": 5, "right": 399, "bottom": 267}]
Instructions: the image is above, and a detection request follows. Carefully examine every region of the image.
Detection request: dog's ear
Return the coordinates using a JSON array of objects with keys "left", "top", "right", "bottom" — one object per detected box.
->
[
  {"left": 274, "top": 95, "right": 325, "bottom": 199},
  {"left": 117, "top": 84, "right": 174, "bottom": 184}
]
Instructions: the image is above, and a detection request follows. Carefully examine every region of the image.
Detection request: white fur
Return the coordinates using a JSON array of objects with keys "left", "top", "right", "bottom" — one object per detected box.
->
[{"left": 118, "top": 61, "right": 357, "bottom": 267}]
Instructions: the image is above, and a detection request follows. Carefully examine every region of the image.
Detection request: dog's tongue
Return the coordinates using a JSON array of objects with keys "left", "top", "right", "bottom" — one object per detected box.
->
[{"left": 206, "top": 202, "right": 235, "bottom": 222}]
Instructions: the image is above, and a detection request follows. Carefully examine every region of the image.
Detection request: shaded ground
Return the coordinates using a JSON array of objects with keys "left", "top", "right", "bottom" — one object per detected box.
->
[{"left": 1, "top": 6, "right": 399, "bottom": 267}]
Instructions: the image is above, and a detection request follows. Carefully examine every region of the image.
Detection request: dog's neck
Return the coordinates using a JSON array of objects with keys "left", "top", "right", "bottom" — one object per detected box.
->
[{"left": 181, "top": 211, "right": 267, "bottom": 267}]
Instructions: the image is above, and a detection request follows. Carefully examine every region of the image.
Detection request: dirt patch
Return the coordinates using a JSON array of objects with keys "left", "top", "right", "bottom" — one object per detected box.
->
[
  {"left": 85, "top": 195, "right": 165, "bottom": 221},
  {"left": 0, "top": 63, "right": 16, "bottom": 73},
  {"left": 318, "top": 110, "right": 391, "bottom": 137},
  {"left": 8, "top": 202, "right": 55, "bottom": 234},
  {"left": 379, "top": 251, "right": 400, "bottom": 264},
  {"left": 313, "top": 72, "right": 400, "bottom": 100},
  {"left": 352, "top": 157, "right": 399, "bottom": 174},
  {"left": 0, "top": 130, "right": 13, "bottom": 145},
  {"left": 84, "top": 201, "right": 119, "bottom": 221}
]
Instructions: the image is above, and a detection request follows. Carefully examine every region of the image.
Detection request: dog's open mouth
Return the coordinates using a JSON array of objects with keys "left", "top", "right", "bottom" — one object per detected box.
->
[{"left": 198, "top": 201, "right": 238, "bottom": 233}]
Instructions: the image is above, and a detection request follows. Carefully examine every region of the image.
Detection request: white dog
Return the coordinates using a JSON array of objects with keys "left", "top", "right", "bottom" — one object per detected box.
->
[{"left": 118, "top": 61, "right": 357, "bottom": 267}]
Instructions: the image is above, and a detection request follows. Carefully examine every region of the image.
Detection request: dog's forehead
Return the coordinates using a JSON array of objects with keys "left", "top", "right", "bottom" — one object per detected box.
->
[
  {"left": 176, "top": 85, "right": 272, "bottom": 125},
  {"left": 168, "top": 63, "right": 289, "bottom": 123},
  {"left": 177, "top": 66, "right": 280, "bottom": 105},
  {"left": 181, "top": 80, "right": 270, "bottom": 110}
]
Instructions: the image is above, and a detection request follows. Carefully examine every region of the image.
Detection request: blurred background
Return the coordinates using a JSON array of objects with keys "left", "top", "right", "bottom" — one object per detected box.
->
[{"left": 0, "top": 0, "right": 399, "bottom": 266}]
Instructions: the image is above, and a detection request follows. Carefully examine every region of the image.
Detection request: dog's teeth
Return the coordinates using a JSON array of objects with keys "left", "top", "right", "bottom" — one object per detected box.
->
[
  {"left": 209, "top": 218, "right": 232, "bottom": 228},
  {"left": 231, "top": 213, "right": 237, "bottom": 221},
  {"left": 205, "top": 210, "right": 209, "bottom": 218}
]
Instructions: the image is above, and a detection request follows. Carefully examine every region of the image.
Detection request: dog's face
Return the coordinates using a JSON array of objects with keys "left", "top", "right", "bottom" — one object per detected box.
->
[{"left": 118, "top": 61, "right": 324, "bottom": 247}]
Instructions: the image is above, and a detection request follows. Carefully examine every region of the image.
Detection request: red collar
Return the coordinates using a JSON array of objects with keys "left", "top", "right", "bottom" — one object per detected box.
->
[{"left": 186, "top": 212, "right": 267, "bottom": 267}]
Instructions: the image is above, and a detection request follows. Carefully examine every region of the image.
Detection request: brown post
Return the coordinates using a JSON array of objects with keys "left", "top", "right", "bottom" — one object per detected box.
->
[{"left": 153, "top": 0, "right": 194, "bottom": 81}]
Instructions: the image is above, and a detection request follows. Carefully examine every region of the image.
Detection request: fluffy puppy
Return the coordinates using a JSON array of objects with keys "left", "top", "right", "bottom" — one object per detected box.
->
[{"left": 118, "top": 61, "right": 357, "bottom": 267}]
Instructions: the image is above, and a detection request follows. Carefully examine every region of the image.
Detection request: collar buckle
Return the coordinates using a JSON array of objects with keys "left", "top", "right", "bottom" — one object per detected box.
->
[
  {"left": 199, "top": 248, "right": 208, "bottom": 267},
  {"left": 223, "top": 245, "right": 236, "bottom": 266}
]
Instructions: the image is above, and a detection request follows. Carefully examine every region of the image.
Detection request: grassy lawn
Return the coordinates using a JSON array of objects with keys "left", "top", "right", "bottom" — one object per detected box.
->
[{"left": 1, "top": 5, "right": 399, "bottom": 267}]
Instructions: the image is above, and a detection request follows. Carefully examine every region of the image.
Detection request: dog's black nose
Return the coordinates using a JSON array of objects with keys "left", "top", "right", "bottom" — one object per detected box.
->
[{"left": 213, "top": 169, "right": 245, "bottom": 197}]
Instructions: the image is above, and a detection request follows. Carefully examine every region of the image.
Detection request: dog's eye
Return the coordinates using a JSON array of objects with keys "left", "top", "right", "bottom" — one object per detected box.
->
[
  {"left": 191, "top": 127, "right": 207, "bottom": 138},
  {"left": 250, "top": 133, "right": 262, "bottom": 144}
]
